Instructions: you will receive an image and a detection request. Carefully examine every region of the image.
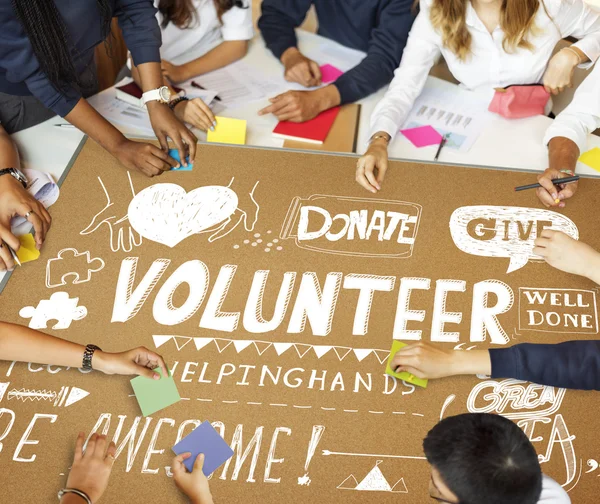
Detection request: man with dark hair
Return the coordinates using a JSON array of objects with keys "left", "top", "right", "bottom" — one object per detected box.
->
[
  {"left": 257, "top": 0, "right": 416, "bottom": 122},
  {"left": 423, "top": 413, "right": 570, "bottom": 504}
]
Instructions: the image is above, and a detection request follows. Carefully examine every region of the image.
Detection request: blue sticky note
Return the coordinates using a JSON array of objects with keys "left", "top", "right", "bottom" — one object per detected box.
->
[
  {"left": 172, "top": 420, "right": 234, "bottom": 475},
  {"left": 168, "top": 149, "right": 193, "bottom": 171}
]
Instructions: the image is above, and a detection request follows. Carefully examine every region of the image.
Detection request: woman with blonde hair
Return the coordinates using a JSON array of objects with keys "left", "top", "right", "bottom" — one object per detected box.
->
[{"left": 356, "top": 0, "right": 600, "bottom": 193}]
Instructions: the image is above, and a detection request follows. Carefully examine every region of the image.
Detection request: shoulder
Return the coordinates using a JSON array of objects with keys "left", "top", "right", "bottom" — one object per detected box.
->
[
  {"left": 541, "top": 0, "right": 577, "bottom": 18},
  {"left": 538, "top": 475, "right": 571, "bottom": 504}
]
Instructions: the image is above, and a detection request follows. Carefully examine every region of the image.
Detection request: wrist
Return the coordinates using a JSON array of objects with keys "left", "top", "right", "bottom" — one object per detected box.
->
[
  {"left": 315, "top": 85, "right": 341, "bottom": 111},
  {"left": 60, "top": 492, "right": 89, "bottom": 504},
  {"left": 190, "top": 494, "right": 213, "bottom": 504},
  {"left": 586, "top": 252, "right": 600, "bottom": 284},
  {"left": 452, "top": 350, "right": 491, "bottom": 376},
  {"left": 280, "top": 46, "right": 300, "bottom": 66},
  {"left": 91, "top": 350, "right": 108, "bottom": 373}
]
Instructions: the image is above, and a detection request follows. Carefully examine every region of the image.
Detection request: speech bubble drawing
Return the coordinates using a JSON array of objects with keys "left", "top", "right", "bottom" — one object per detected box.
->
[{"left": 449, "top": 206, "right": 579, "bottom": 273}]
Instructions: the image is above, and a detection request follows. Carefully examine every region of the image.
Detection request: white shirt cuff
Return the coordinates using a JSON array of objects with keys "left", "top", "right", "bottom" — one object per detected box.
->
[
  {"left": 368, "top": 117, "right": 401, "bottom": 146},
  {"left": 543, "top": 122, "right": 588, "bottom": 157},
  {"left": 572, "top": 40, "right": 600, "bottom": 69}
]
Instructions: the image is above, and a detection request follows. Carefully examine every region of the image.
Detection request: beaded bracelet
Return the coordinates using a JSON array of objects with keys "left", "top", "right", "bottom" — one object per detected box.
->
[{"left": 560, "top": 169, "right": 576, "bottom": 177}]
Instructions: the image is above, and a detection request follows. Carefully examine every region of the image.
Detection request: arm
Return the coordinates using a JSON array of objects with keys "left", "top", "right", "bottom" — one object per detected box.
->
[
  {"left": 490, "top": 341, "right": 600, "bottom": 391},
  {"left": 334, "top": 0, "right": 416, "bottom": 104},
  {"left": 0, "top": 321, "right": 168, "bottom": 379},
  {"left": 556, "top": 0, "right": 600, "bottom": 67},
  {"left": 257, "top": 0, "right": 313, "bottom": 61}
]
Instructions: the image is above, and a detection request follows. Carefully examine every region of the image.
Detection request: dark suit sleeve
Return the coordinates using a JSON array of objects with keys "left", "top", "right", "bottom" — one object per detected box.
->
[
  {"left": 334, "top": 0, "right": 416, "bottom": 104},
  {"left": 258, "top": 0, "right": 314, "bottom": 60},
  {"left": 489, "top": 341, "right": 600, "bottom": 391},
  {"left": 115, "top": 0, "right": 162, "bottom": 66}
]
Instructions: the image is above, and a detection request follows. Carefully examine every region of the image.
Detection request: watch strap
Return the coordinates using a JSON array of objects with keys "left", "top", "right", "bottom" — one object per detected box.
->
[
  {"left": 82, "top": 344, "right": 102, "bottom": 371},
  {"left": 0, "top": 168, "right": 27, "bottom": 189}
]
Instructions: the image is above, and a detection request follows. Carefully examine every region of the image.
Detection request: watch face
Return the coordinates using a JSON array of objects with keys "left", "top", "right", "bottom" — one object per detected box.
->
[{"left": 159, "top": 87, "right": 171, "bottom": 103}]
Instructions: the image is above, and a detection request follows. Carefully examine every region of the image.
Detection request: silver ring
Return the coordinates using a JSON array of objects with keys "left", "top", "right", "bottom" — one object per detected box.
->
[{"left": 25, "top": 211, "right": 32, "bottom": 219}]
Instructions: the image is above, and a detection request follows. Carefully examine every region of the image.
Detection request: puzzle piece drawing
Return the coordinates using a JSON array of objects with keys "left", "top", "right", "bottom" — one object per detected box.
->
[
  {"left": 46, "top": 248, "right": 105, "bottom": 289},
  {"left": 19, "top": 292, "right": 88, "bottom": 330}
]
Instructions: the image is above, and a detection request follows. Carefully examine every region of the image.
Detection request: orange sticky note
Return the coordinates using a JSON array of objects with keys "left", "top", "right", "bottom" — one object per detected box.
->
[{"left": 15, "top": 234, "right": 40, "bottom": 264}]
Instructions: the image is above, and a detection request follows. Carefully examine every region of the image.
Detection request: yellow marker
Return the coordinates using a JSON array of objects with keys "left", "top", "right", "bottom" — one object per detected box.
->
[{"left": 15, "top": 234, "right": 40, "bottom": 264}]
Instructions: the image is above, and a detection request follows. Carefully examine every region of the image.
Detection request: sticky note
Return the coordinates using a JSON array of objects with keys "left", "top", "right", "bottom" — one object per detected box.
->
[
  {"left": 207, "top": 117, "right": 247, "bottom": 145},
  {"left": 385, "top": 340, "right": 428, "bottom": 389},
  {"left": 579, "top": 147, "right": 600, "bottom": 173},
  {"left": 400, "top": 125, "right": 443, "bottom": 148},
  {"left": 168, "top": 149, "right": 193, "bottom": 171},
  {"left": 130, "top": 367, "right": 181, "bottom": 416},
  {"left": 172, "top": 420, "right": 234, "bottom": 475},
  {"left": 15, "top": 234, "right": 40, "bottom": 264},
  {"left": 320, "top": 64, "right": 344, "bottom": 84}
]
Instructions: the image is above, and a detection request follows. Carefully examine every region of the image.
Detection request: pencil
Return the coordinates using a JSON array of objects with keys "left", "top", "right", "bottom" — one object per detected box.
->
[
  {"left": 514, "top": 175, "right": 580, "bottom": 192},
  {"left": 2, "top": 240, "right": 21, "bottom": 267},
  {"left": 434, "top": 135, "right": 447, "bottom": 161}
]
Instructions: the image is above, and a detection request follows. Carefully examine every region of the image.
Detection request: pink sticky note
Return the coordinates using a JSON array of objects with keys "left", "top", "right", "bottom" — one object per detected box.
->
[
  {"left": 400, "top": 125, "right": 443, "bottom": 148},
  {"left": 320, "top": 64, "right": 344, "bottom": 84}
]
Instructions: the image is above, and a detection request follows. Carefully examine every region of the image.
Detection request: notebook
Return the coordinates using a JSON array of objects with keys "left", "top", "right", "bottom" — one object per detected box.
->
[{"left": 273, "top": 107, "right": 341, "bottom": 145}]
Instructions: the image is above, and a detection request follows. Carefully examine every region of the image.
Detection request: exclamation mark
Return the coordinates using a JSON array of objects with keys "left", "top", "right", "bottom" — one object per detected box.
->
[{"left": 297, "top": 425, "right": 325, "bottom": 486}]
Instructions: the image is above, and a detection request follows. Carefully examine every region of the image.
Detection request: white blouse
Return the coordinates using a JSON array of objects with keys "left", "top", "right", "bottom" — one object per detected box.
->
[
  {"left": 157, "top": 0, "right": 254, "bottom": 63},
  {"left": 369, "top": 0, "right": 600, "bottom": 141}
]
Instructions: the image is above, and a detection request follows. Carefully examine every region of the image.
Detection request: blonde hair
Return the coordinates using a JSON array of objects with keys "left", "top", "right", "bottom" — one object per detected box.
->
[{"left": 429, "top": 0, "right": 543, "bottom": 60}]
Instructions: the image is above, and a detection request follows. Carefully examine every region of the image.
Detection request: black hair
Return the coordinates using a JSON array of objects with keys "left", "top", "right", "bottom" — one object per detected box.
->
[
  {"left": 423, "top": 413, "right": 543, "bottom": 504},
  {"left": 11, "top": 0, "right": 112, "bottom": 92},
  {"left": 159, "top": 0, "right": 247, "bottom": 29}
]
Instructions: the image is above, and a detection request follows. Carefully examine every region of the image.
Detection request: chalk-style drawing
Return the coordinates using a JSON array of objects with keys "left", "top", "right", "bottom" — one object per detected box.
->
[
  {"left": 280, "top": 194, "right": 422, "bottom": 258},
  {"left": 6, "top": 386, "right": 89, "bottom": 407},
  {"left": 585, "top": 459, "right": 598, "bottom": 473},
  {"left": 453, "top": 343, "right": 477, "bottom": 350},
  {"left": 298, "top": 425, "right": 325, "bottom": 486},
  {"left": 80, "top": 172, "right": 142, "bottom": 253},
  {"left": 45, "top": 248, "right": 105, "bottom": 289},
  {"left": 440, "top": 394, "right": 456, "bottom": 420},
  {"left": 337, "top": 461, "right": 408, "bottom": 493},
  {"left": 19, "top": 292, "right": 87, "bottom": 330},
  {"left": 0, "top": 382, "right": 9, "bottom": 402},
  {"left": 128, "top": 183, "right": 238, "bottom": 248},
  {"left": 449, "top": 206, "right": 578, "bottom": 273},
  {"left": 323, "top": 450, "right": 426, "bottom": 461}
]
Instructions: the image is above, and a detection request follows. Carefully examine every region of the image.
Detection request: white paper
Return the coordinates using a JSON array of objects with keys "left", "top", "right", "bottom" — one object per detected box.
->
[
  {"left": 11, "top": 169, "right": 60, "bottom": 234},
  {"left": 400, "top": 82, "right": 493, "bottom": 153},
  {"left": 89, "top": 92, "right": 155, "bottom": 134}
]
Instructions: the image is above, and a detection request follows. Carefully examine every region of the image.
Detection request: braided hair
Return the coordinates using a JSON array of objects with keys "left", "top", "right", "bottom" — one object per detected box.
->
[
  {"left": 11, "top": 0, "right": 112, "bottom": 92},
  {"left": 158, "top": 0, "right": 247, "bottom": 29}
]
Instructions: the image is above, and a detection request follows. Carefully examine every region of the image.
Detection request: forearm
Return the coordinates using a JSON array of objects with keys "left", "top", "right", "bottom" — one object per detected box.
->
[
  {"left": 450, "top": 350, "right": 492, "bottom": 376},
  {"left": 180, "top": 41, "right": 248, "bottom": 80},
  {"left": 0, "top": 322, "right": 86, "bottom": 367},
  {"left": 0, "top": 127, "right": 19, "bottom": 167},
  {"left": 548, "top": 136, "right": 580, "bottom": 172}
]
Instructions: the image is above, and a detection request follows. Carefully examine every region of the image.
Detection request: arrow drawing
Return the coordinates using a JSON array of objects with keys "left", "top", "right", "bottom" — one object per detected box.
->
[
  {"left": 323, "top": 450, "right": 426, "bottom": 461},
  {"left": 5, "top": 386, "right": 89, "bottom": 407}
]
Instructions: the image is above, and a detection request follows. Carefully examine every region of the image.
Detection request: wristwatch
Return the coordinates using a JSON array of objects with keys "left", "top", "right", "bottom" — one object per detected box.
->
[
  {"left": 0, "top": 167, "right": 27, "bottom": 189},
  {"left": 141, "top": 86, "right": 171, "bottom": 107},
  {"left": 82, "top": 344, "right": 102, "bottom": 371}
]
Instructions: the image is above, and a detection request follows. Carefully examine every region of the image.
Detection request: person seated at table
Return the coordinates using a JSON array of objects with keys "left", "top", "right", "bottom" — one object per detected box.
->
[
  {"left": 0, "top": 124, "right": 51, "bottom": 271},
  {"left": 0, "top": 0, "right": 196, "bottom": 177},
  {"left": 536, "top": 55, "right": 600, "bottom": 208},
  {"left": 391, "top": 230, "right": 600, "bottom": 391},
  {"left": 423, "top": 413, "right": 570, "bottom": 504},
  {"left": 257, "top": 0, "right": 417, "bottom": 122},
  {"left": 129, "top": 0, "right": 253, "bottom": 132},
  {"left": 356, "top": 0, "right": 600, "bottom": 194}
]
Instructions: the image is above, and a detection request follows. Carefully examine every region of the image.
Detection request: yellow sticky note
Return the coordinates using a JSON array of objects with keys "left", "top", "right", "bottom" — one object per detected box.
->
[
  {"left": 579, "top": 147, "right": 600, "bottom": 173},
  {"left": 207, "top": 116, "right": 247, "bottom": 145},
  {"left": 15, "top": 234, "right": 40, "bottom": 264},
  {"left": 385, "top": 340, "right": 428, "bottom": 389}
]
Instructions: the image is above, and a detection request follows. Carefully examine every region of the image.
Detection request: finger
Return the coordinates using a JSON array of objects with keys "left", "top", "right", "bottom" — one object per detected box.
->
[
  {"left": 395, "top": 365, "right": 427, "bottom": 379},
  {"left": 392, "top": 354, "right": 420, "bottom": 370},
  {"left": 375, "top": 159, "right": 388, "bottom": 186},
  {"left": 356, "top": 172, "right": 376, "bottom": 194},
  {"left": 181, "top": 128, "right": 197, "bottom": 163},
  {"left": 543, "top": 84, "right": 552, "bottom": 94},
  {"left": 39, "top": 204, "right": 52, "bottom": 227},
  {"left": 85, "top": 433, "right": 98, "bottom": 457},
  {"left": 558, "top": 183, "right": 577, "bottom": 200},
  {"left": 260, "top": 96, "right": 293, "bottom": 116},
  {"left": 192, "top": 100, "right": 216, "bottom": 125},
  {"left": 73, "top": 431, "right": 85, "bottom": 462},
  {"left": 362, "top": 158, "right": 379, "bottom": 192},
  {"left": 533, "top": 246, "right": 548, "bottom": 257},
  {"left": 309, "top": 60, "right": 322, "bottom": 85},
  {"left": 365, "top": 169, "right": 380, "bottom": 192},
  {"left": 539, "top": 228, "right": 556, "bottom": 239},
  {"left": 149, "top": 351, "right": 169, "bottom": 379},
  {"left": 537, "top": 173, "right": 559, "bottom": 200},
  {"left": 0, "top": 227, "right": 20, "bottom": 252},
  {"left": 95, "top": 434, "right": 107, "bottom": 457},
  {"left": 291, "top": 65, "right": 312, "bottom": 87},
  {"left": 148, "top": 145, "right": 176, "bottom": 170},
  {"left": 276, "top": 110, "right": 304, "bottom": 122},
  {"left": 194, "top": 453, "right": 205, "bottom": 472},
  {"left": 536, "top": 187, "right": 557, "bottom": 208},
  {"left": 25, "top": 210, "right": 46, "bottom": 249},
  {"left": 155, "top": 132, "right": 169, "bottom": 153},
  {"left": 0, "top": 242, "right": 15, "bottom": 271},
  {"left": 533, "top": 236, "right": 551, "bottom": 248}
]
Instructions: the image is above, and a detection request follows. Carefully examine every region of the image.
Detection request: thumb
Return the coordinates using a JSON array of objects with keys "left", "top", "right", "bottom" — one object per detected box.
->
[{"left": 194, "top": 453, "right": 205, "bottom": 473}]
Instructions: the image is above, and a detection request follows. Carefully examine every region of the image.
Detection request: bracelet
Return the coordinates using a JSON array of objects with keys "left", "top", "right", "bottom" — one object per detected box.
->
[
  {"left": 82, "top": 344, "right": 102, "bottom": 371},
  {"left": 57, "top": 488, "right": 92, "bottom": 504},
  {"left": 560, "top": 169, "right": 575, "bottom": 176},
  {"left": 562, "top": 46, "right": 582, "bottom": 65},
  {"left": 369, "top": 133, "right": 390, "bottom": 145},
  {"left": 169, "top": 96, "right": 189, "bottom": 110}
]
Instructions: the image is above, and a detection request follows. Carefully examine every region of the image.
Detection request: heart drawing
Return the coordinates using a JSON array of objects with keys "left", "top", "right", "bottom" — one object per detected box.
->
[{"left": 128, "top": 183, "right": 239, "bottom": 248}]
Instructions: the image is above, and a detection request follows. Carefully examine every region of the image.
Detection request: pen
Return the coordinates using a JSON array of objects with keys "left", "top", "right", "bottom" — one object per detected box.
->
[
  {"left": 434, "top": 135, "right": 447, "bottom": 161},
  {"left": 514, "top": 175, "right": 580, "bottom": 192},
  {"left": 54, "top": 123, "right": 77, "bottom": 129},
  {"left": 191, "top": 81, "right": 222, "bottom": 102},
  {"left": 2, "top": 240, "right": 21, "bottom": 267}
]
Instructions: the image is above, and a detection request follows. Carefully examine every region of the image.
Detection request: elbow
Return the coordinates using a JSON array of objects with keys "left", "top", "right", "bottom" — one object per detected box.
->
[{"left": 235, "top": 40, "right": 250, "bottom": 60}]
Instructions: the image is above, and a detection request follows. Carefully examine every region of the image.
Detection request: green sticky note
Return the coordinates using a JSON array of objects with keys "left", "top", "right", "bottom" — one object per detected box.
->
[
  {"left": 130, "top": 367, "right": 181, "bottom": 416},
  {"left": 579, "top": 147, "right": 600, "bottom": 173},
  {"left": 385, "top": 341, "right": 428, "bottom": 389}
]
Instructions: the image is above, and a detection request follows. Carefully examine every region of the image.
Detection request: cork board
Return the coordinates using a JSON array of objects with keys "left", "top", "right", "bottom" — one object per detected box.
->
[{"left": 0, "top": 139, "right": 599, "bottom": 503}]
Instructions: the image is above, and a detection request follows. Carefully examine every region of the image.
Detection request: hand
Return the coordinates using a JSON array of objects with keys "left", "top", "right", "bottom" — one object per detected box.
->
[
  {"left": 281, "top": 47, "right": 321, "bottom": 87},
  {"left": 80, "top": 172, "right": 143, "bottom": 253},
  {"left": 93, "top": 346, "right": 168, "bottom": 380},
  {"left": 63, "top": 432, "right": 116, "bottom": 503},
  {"left": 0, "top": 174, "right": 52, "bottom": 271},
  {"left": 390, "top": 342, "right": 492, "bottom": 379},
  {"left": 258, "top": 90, "right": 324, "bottom": 122},
  {"left": 174, "top": 98, "right": 216, "bottom": 132},
  {"left": 161, "top": 60, "right": 190, "bottom": 84},
  {"left": 172, "top": 453, "right": 214, "bottom": 504},
  {"left": 534, "top": 230, "right": 600, "bottom": 280},
  {"left": 147, "top": 102, "right": 197, "bottom": 167},
  {"left": 535, "top": 168, "right": 578, "bottom": 208},
  {"left": 543, "top": 48, "right": 579, "bottom": 95},
  {"left": 112, "top": 138, "right": 177, "bottom": 177},
  {"left": 356, "top": 138, "right": 389, "bottom": 193}
]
